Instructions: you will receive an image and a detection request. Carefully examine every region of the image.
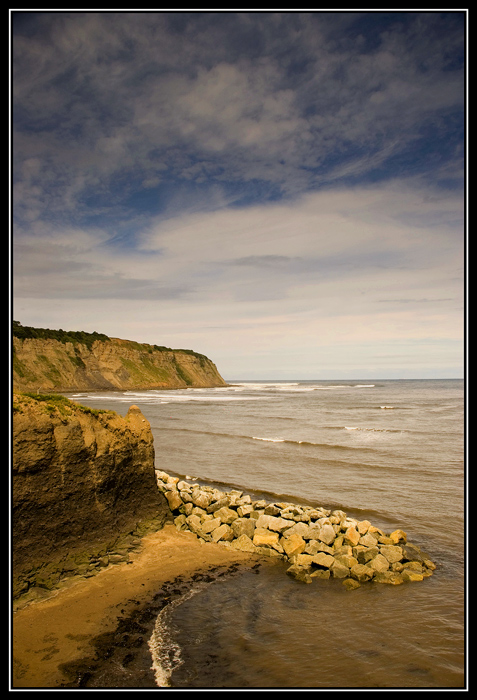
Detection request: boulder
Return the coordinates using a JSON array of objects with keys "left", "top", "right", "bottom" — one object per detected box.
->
[
  {"left": 343, "top": 578, "right": 361, "bottom": 590},
  {"left": 344, "top": 526, "right": 360, "bottom": 547},
  {"left": 231, "top": 517, "right": 256, "bottom": 540},
  {"left": 357, "top": 519, "right": 372, "bottom": 534},
  {"left": 389, "top": 529, "right": 407, "bottom": 544},
  {"left": 379, "top": 545, "right": 404, "bottom": 564},
  {"left": 214, "top": 506, "right": 239, "bottom": 524},
  {"left": 350, "top": 563, "right": 375, "bottom": 582},
  {"left": 286, "top": 564, "right": 313, "bottom": 584},
  {"left": 330, "top": 559, "right": 350, "bottom": 578},
  {"left": 318, "top": 524, "right": 337, "bottom": 546},
  {"left": 165, "top": 490, "right": 183, "bottom": 511},
  {"left": 191, "top": 489, "right": 212, "bottom": 509},
  {"left": 401, "top": 569, "right": 424, "bottom": 582},
  {"left": 253, "top": 528, "right": 280, "bottom": 549},
  {"left": 312, "top": 552, "right": 335, "bottom": 569},
  {"left": 207, "top": 497, "right": 230, "bottom": 514},
  {"left": 282, "top": 533, "right": 306, "bottom": 558},
  {"left": 255, "top": 514, "right": 295, "bottom": 533},
  {"left": 211, "top": 523, "right": 234, "bottom": 542},
  {"left": 201, "top": 517, "right": 222, "bottom": 534},
  {"left": 359, "top": 532, "right": 379, "bottom": 548},
  {"left": 368, "top": 554, "right": 390, "bottom": 573},
  {"left": 373, "top": 571, "right": 404, "bottom": 585},
  {"left": 230, "top": 534, "right": 258, "bottom": 553},
  {"left": 356, "top": 546, "right": 379, "bottom": 564}
]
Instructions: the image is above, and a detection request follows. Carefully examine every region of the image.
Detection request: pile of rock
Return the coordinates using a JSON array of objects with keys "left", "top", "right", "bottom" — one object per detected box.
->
[{"left": 155, "top": 471, "right": 436, "bottom": 588}]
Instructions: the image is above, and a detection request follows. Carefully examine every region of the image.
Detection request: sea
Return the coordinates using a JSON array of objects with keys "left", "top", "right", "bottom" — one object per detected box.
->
[{"left": 69, "top": 379, "right": 466, "bottom": 689}]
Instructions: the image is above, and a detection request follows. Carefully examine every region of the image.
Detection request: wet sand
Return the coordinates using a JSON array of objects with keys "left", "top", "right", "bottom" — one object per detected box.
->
[{"left": 11, "top": 523, "right": 259, "bottom": 688}]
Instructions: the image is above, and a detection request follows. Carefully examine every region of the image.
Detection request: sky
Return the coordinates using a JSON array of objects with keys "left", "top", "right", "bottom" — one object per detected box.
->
[{"left": 11, "top": 11, "right": 466, "bottom": 380}]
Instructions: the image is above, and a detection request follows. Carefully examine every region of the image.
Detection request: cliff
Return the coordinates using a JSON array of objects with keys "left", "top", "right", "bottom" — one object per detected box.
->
[
  {"left": 12, "top": 393, "right": 170, "bottom": 599},
  {"left": 12, "top": 326, "right": 227, "bottom": 392}
]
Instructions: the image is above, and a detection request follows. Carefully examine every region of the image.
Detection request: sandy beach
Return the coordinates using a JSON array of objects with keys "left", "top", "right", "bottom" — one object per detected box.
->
[{"left": 11, "top": 523, "right": 259, "bottom": 688}]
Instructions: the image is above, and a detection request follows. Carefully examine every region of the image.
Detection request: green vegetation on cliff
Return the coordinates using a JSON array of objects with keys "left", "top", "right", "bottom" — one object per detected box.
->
[
  {"left": 12, "top": 322, "right": 227, "bottom": 392},
  {"left": 13, "top": 321, "right": 110, "bottom": 349}
]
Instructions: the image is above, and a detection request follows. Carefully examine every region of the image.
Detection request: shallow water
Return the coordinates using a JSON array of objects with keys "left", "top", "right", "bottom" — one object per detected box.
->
[{"left": 70, "top": 379, "right": 466, "bottom": 689}]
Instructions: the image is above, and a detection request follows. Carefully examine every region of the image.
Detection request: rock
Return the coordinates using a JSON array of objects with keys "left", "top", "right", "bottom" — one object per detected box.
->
[
  {"left": 237, "top": 504, "right": 254, "bottom": 517},
  {"left": 357, "top": 520, "right": 372, "bottom": 534},
  {"left": 211, "top": 524, "right": 234, "bottom": 542},
  {"left": 253, "top": 528, "right": 280, "bottom": 549},
  {"left": 305, "top": 541, "right": 334, "bottom": 556},
  {"left": 165, "top": 490, "right": 183, "bottom": 511},
  {"left": 255, "top": 514, "right": 295, "bottom": 533},
  {"left": 229, "top": 534, "right": 258, "bottom": 553},
  {"left": 402, "top": 561, "right": 423, "bottom": 573},
  {"left": 356, "top": 546, "right": 379, "bottom": 564},
  {"left": 231, "top": 517, "right": 256, "bottom": 540},
  {"left": 174, "top": 514, "right": 188, "bottom": 530},
  {"left": 350, "top": 563, "right": 375, "bottom": 582},
  {"left": 368, "top": 554, "right": 390, "bottom": 573},
  {"left": 401, "top": 569, "right": 424, "bottom": 582},
  {"left": 335, "top": 554, "right": 358, "bottom": 569},
  {"left": 377, "top": 535, "right": 395, "bottom": 545},
  {"left": 312, "top": 552, "right": 335, "bottom": 569},
  {"left": 185, "top": 514, "right": 203, "bottom": 534},
  {"left": 318, "top": 524, "right": 337, "bottom": 546},
  {"left": 286, "top": 565, "right": 313, "bottom": 584},
  {"left": 12, "top": 395, "right": 168, "bottom": 596},
  {"left": 344, "top": 526, "right": 360, "bottom": 547},
  {"left": 379, "top": 545, "right": 404, "bottom": 564},
  {"left": 359, "top": 532, "right": 379, "bottom": 548},
  {"left": 402, "top": 543, "right": 427, "bottom": 563},
  {"left": 201, "top": 517, "right": 222, "bottom": 534},
  {"left": 373, "top": 571, "right": 404, "bottom": 585},
  {"left": 331, "top": 509, "right": 347, "bottom": 525},
  {"left": 310, "top": 569, "right": 330, "bottom": 580},
  {"left": 283, "top": 522, "right": 311, "bottom": 539},
  {"left": 389, "top": 529, "right": 407, "bottom": 544},
  {"left": 207, "top": 497, "right": 230, "bottom": 514},
  {"left": 191, "top": 490, "right": 212, "bottom": 509},
  {"left": 282, "top": 533, "right": 306, "bottom": 558},
  {"left": 150, "top": 468, "right": 437, "bottom": 591},
  {"left": 330, "top": 559, "right": 350, "bottom": 578},
  {"left": 343, "top": 578, "right": 361, "bottom": 590},
  {"left": 264, "top": 504, "right": 281, "bottom": 516},
  {"left": 294, "top": 553, "right": 316, "bottom": 569},
  {"left": 214, "top": 506, "right": 239, "bottom": 524}
]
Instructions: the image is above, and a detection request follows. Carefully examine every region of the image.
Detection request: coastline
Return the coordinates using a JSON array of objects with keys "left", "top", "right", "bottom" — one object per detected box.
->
[{"left": 11, "top": 523, "right": 260, "bottom": 688}]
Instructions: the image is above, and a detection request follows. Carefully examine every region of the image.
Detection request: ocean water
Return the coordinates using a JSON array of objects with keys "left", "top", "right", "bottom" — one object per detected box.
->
[{"left": 70, "top": 379, "right": 466, "bottom": 689}]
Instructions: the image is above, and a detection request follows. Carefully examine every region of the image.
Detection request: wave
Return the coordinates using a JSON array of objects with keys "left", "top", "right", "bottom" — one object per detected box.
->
[
  {"left": 148, "top": 580, "right": 217, "bottom": 687},
  {"left": 344, "top": 426, "right": 405, "bottom": 434},
  {"left": 159, "top": 426, "right": 398, "bottom": 452}
]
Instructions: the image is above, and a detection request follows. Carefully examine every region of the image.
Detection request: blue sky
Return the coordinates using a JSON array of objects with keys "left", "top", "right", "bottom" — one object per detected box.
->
[{"left": 11, "top": 11, "right": 466, "bottom": 379}]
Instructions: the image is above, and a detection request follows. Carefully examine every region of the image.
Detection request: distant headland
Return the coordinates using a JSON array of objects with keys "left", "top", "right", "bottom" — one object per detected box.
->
[{"left": 12, "top": 322, "right": 227, "bottom": 393}]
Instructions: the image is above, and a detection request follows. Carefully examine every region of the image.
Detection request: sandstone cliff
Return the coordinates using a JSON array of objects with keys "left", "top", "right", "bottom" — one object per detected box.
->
[
  {"left": 12, "top": 330, "right": 227, "bottom": 393},
  {"left": 12, "top": 393, "right": 170, "bottom": 598}
]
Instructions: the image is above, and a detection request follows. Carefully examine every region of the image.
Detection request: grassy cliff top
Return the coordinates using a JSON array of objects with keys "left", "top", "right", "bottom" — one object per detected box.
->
[
  {"left": 12, "top": 391, "right": 114, "bottom": 418},
  {"left": 13, "top": 322, "right": 208, "bottom": 360}
]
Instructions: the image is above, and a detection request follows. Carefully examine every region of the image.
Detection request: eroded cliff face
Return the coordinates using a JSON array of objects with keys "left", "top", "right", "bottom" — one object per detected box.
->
[
  {"left": 12, "top": 335, "right": 227, "bottom": 393},
  {"left": 12, "top": 393, "right": 170, "bottom": 598}
]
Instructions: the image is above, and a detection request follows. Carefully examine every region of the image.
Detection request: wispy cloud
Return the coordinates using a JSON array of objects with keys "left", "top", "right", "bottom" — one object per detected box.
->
[{"left": 12, "top": 11, "right": 465, "bottom": 377}]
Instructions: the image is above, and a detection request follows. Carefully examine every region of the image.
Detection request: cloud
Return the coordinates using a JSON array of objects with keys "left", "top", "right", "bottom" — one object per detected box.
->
[
  {"left": 12, "top": 12, "right": 465, "bottom": 226},
  {"left": 11, "top": 12, "right": 465, "bottom": 377}
]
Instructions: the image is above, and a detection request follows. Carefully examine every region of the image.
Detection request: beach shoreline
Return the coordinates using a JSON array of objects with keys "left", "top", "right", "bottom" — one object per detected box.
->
[{"left": 11, "top": 523, "right": 260, "bottom": 688}]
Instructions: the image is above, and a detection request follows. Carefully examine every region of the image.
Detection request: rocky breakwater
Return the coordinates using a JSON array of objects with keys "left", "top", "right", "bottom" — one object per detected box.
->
[
  {"left": 12, "top": 394, "right": 170, "bottom": 600},
  {"left": 156, "top": 471, "right": 436, "bottom": 589}
]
